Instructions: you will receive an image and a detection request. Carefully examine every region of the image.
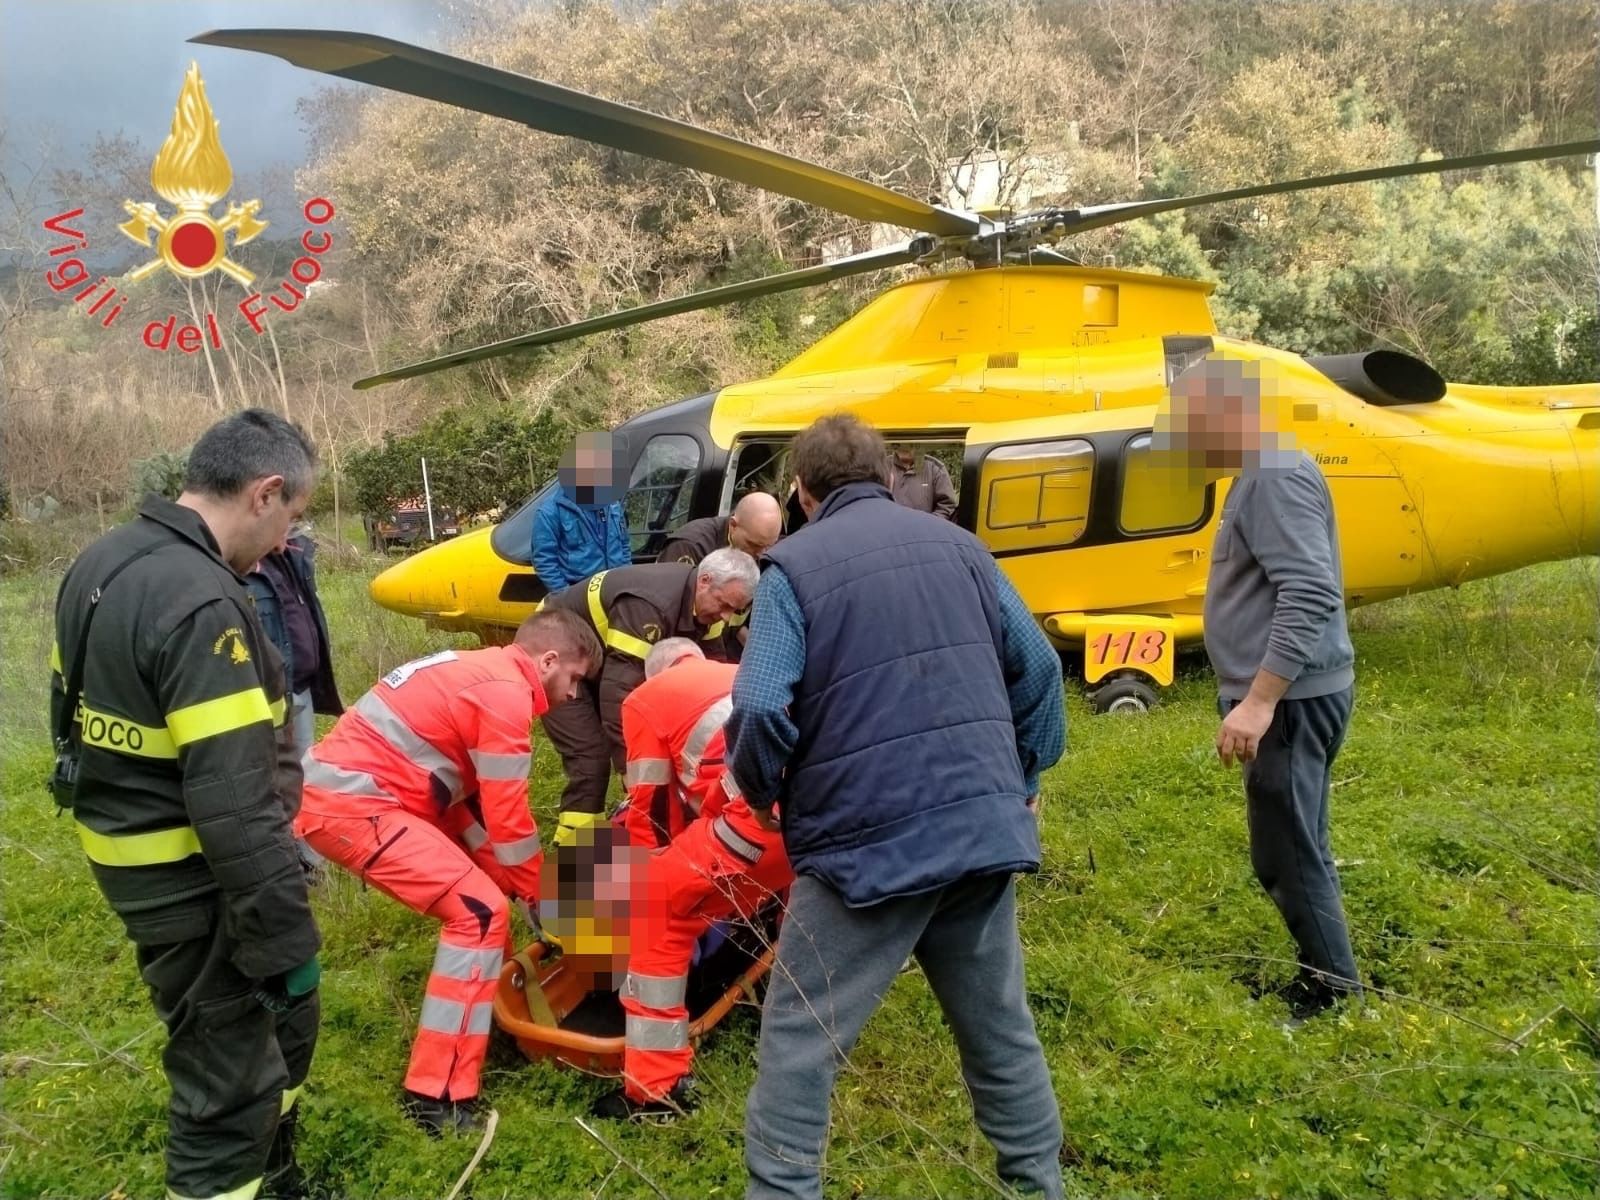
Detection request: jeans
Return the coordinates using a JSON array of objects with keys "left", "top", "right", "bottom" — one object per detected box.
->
[
  {"left": 744, "top": 873, "right": 1064, "bottom": 1200},
  {"left": 1223, "top": 687, "right": 1361, "bottom": 993}
]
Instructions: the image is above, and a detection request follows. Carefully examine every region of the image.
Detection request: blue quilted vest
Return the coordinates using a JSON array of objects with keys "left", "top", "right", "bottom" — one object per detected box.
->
[{"left": 763, "top": 481, "right": 1039, "bottom": 906}]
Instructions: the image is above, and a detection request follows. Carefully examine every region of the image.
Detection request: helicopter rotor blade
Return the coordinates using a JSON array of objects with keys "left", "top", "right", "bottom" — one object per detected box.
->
[
  {"left": 190, "top": 28, "right": 981, "bottom": 239},
  {"left": 1058, "top": 139, "right": 1600, "bottom": 234},
  {"left": 349, "top": 238, "right": 935, "bottom": 389}
]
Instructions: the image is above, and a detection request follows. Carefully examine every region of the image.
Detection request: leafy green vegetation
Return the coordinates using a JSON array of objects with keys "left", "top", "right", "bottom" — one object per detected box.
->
[{"left": 2, "top": 556, "right": 1594, "bottom": 1198}]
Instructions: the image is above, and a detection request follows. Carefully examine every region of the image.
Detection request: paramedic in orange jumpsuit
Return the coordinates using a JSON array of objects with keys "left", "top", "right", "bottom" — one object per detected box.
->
[
  {"left": 590, "top": 637, "right": 793, "bottom": 1120},
  {"left": 295, "top": 609, "right": 601, "bottom": 1135}
]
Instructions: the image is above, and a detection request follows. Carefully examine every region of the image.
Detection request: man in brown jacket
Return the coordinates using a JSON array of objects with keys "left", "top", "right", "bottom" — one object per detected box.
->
[
  {"left": 538, "top": 549, "right": 758, "bottom": 846},
  {"left": 887, "top": 445, "right": 957, "bottom": 520}
]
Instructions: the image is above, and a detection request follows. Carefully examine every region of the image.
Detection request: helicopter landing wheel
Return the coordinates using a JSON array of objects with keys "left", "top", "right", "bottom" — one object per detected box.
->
[{"left": 1089, "top": 675, "right": 1159, "bottom": 715}]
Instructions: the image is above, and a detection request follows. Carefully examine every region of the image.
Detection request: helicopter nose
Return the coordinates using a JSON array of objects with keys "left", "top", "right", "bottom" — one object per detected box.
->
[
  {"left": 368, "top": 552, "right": 448, "bottom": 618},
  {"left": 365, "top": 523, "right": 524, "bottom": 633},
  {"left": 368, "top": 529, "right": 484, "bottom": 619}
]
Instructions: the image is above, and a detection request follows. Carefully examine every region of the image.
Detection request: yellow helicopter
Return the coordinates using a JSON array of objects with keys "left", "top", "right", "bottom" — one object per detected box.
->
[{"left": 198, "top": 29, "right": 1600, "bottom": 712}]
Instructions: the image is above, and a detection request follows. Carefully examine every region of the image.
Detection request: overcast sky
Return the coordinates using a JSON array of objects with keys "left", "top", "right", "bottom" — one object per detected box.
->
[{"left": 2, "top": 0, "right": 450, "bottom": 194}]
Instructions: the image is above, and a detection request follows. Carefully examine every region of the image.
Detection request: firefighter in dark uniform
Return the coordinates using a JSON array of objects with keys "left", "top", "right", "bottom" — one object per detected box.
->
[
  {"left": 537, "top": 548, "right": 758, "bottom": 846},
  {"left": 656, "top": 492, "right": 783, "bottom": 567},
  {"left": 50, "top": 410, "right": 323, "bottom": 1200}
]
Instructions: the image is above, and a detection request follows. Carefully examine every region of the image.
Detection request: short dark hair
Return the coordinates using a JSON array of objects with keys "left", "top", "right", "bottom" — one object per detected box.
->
[
  {"left": 790, "top": 413, "right": 887, "bottom": 503},
  {"left": 183, "top": 408, "right": 318, "bottom": 501},
  {"left": 515, "top": 607, "right": 603, "bottom": 671}
]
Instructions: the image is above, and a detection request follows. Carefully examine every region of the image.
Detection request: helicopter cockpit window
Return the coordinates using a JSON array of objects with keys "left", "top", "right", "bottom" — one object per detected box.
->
[
  {"left": 978, "top": 439, "right": 1093, "bottom": 553},
  {"left": 488, "top": 479, "right": 556, "bottom": 566},
  {"left": 1119, "top": 432, "right": 1208, "bottom": 536},
  {"left": 625, "top": 433, "right": 701, "bottom": 558}
]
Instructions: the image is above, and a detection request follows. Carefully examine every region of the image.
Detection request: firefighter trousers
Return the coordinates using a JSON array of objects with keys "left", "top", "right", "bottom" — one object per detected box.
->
[
  {"left": 621, "top": 814, "right": 792, "bottom": 1102},
  {"left": 541, "top": 678, "right": 623, "bottom": 821},
  {"left": 296, "top": 795, "right": 511, "bottom": 1102},
  {"left": 136, "top": 903, "right": 318, "bottom": 1200}
]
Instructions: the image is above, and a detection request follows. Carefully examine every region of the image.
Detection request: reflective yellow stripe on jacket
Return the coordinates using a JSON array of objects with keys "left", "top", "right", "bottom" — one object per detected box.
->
[
  {"left": 77, "top": 822, "right": 202, "bottom": 867},
  {"left": 74, "top": 687, "right": 278, "bottom": 764},
  {"left": 78, "top": 702, "right": 178, "bottom": 759},
  {"left": 585, "top": 572, "right": 654, "bottom": 660},
  {"left": 703, "top": 608, "right": 749, "bottom": 641},
  {"left": 167, "top": 687, "right": 274, "bottom": 747},
  {"left": 74, "top": 687, "right": 276, "bottom": 867}
]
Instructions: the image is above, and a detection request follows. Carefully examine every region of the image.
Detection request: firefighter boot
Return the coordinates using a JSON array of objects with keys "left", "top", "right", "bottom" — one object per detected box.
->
[{"left": 261, "top": 1106, "right": 308, "bottom": 1200}]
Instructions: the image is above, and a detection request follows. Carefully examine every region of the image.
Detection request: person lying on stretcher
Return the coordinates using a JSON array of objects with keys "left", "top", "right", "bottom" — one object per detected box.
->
[{"left": 547, "top": 637, "right": 794, "bottom": 1121}]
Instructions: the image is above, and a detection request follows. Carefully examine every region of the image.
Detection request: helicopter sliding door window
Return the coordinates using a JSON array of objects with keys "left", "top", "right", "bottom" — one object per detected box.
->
[
  {"left": 1118, "top": 432, "right": 1208, "bottom": 535},
  {"left": 723, "top": 438, "right": 806, "bottom": 534},
  {"left": 723, "top": 440, "right": 792, "bottom": 510},
  {"left": 624, "top": 433, "right": 701, "bottom": 559},
  {"left": 978, "top": 439, "right": 1094, "bottom": 554}
]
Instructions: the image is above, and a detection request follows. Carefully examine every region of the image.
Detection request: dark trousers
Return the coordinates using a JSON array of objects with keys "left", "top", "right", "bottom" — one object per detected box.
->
[
  {"left": 135, "top": 909, "right": 318, "bottom": 1199},
  {"left": 745, "top": 873, "right": 1064, "bottom": 1200},
  {"left": 541, "top": 678, "right": 621, "bottom": 815},
  {"left": 1227, "top": 686, "right": 1361, "bottom": 993}
]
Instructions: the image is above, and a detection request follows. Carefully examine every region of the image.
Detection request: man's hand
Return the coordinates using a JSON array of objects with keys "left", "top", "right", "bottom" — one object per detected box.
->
[
  {"left": 738, "top": 626, "right": 750, "bottom": 646},
  {"left": 1025, "top": 794, "right": 1041, "bottom": 817},
  {"left": 749, "top": 804, "right": 780, "bottom": 833},
  {"left": 1217, "top": 696, "right": 1275, "bottom": 767}
]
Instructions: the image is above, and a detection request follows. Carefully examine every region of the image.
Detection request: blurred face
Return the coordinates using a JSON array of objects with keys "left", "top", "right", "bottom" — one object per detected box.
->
[
  {"left": 539, "top": 834, "right": 646, "bottom": 989},
  {"left": 695, "top": 575, "right": 752, "bottom": 625},
  {"left": 559, "top": 431, "right": 624, "bottom": 506},
  {"left": 1165, "top": 374, "right": 1263, "bottom": 475},
  {"left": 234, "top": 475, "right": 305, "bottom": 573},
  {"left": 535, "top": 649, "right": 593, "bottom": 705}
]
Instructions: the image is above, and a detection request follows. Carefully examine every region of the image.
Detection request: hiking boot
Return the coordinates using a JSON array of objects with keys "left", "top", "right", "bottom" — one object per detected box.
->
[
  {"left": 1278, "top": 973, "right": 1359, "bottom": 1029},
  {"left": 402, "top": 1090, "right": 483, "bottom": 1137},
  {"left": 589, "top": 1075, "right": 699, "bottom": 1123}
]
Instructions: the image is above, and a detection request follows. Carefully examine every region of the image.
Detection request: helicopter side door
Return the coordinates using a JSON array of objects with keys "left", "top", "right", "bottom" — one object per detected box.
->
[
  {"left": 716, "top": 431, "right": 970, "bottom": 537},
  {"left": 962, "top": 422, "right": 1219, "bottom": 694}
]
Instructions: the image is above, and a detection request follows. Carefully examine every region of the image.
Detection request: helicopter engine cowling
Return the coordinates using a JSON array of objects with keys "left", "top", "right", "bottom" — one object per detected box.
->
[{"left": 1304, "top": 350, "right": 1447, "bottom": 407}]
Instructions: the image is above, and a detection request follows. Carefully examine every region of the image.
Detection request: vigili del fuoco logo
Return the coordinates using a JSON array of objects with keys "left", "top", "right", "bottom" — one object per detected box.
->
[{"left": 41, "top": 61, "right": 336, "bottom": 352}]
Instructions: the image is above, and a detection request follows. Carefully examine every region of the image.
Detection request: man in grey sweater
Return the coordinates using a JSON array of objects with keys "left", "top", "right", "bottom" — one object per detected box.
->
[{"left": 1166, "top": 358, "right": 1362, "bottom": 1024}]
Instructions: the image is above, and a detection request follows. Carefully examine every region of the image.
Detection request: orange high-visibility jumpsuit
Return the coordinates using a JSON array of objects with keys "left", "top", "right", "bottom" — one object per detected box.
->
[
  {"left": 616, "top": 658, "right": 792, "bottom": 1103},
  {"left": 294, "top": 645, "right": 549, "bottom": 1104}
]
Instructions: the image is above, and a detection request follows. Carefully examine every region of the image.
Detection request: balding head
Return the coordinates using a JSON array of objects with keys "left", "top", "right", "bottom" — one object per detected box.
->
[{"left": 729, "top": 492, "right": 782, "bottom": 558}]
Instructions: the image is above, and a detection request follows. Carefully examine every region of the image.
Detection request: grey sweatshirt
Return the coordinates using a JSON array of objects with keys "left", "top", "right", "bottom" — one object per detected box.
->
[{"left": 1204, "top": 453, "right": 1355, "bottom": 701}]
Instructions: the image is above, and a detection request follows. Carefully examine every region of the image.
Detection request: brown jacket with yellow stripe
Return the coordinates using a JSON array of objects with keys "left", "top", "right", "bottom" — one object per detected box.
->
[
  {"left": 540, "top": 561, "right": 742, "bottom": 751},
  {"left": 50, "top": 495, "right": 319, "bottom": 978}
]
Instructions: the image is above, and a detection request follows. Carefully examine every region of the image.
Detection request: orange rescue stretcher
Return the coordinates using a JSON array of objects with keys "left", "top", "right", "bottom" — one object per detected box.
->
[{"left": 493, "top": 915, "right": 778, "bottom": 1075}]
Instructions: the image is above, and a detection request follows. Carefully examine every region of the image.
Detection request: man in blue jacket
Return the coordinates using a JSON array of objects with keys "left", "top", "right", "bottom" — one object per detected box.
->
[
  {"left": 532, "top": 432, "right": 632, "bottom": 590},
  {"left": 725, "top": 413, "right": 1068, "bottom": 1200}
]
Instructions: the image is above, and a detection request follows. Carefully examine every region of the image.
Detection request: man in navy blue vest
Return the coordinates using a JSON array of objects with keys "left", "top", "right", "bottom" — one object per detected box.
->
[{"left": 725, "top": 413, "right": 1068, "bottom": 1200}]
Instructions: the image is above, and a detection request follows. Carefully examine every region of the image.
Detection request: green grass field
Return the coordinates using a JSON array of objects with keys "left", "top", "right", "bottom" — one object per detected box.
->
[{"left": 2, "top": 552, "right": 1596, "bottom": 1199}]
